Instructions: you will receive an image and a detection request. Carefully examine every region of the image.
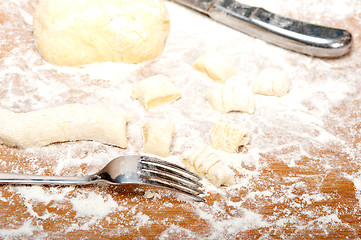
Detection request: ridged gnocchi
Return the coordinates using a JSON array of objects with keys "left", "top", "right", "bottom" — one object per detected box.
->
[
  {"left": 210, "top": 121, "right": 250, "bottom": 153},
  {"left": 142, "top": 119, "right": 175, "bottom": 157},
  {"left": 131, "top": 74, "right": 181, "bottom": 109},
  {"left": 182, "top": 146, "right": 235, "bottom": 186},
  {"left": 206, "top": 86, "right": 255, "bottom": 114},
  {"left": 194, "top": 50, "right": 237, "bottom": 83},
  {"left": 253, "top": 67, "right": 289, "bottom": 97}
]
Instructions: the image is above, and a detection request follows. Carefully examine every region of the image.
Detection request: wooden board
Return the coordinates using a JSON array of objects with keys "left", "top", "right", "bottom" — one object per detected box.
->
[{"left": 0, "top": 0, "right": 360, "bottom": 239}]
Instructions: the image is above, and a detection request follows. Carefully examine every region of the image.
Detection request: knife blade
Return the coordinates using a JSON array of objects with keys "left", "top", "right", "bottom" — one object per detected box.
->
[{"left": 172, "top": 0, "right": 352, "bottom": 58}]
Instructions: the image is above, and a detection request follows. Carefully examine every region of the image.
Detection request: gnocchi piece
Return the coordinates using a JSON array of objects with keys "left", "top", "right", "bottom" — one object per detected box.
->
[
  {"left": 131, "top": 75, "right": 181, "bottom": 109},
  {"left": 210, "top": 121, "right": 250, "bottom": 153},
  {"left": 0, "top": 104, "right": 129, "bottom": 148},
  {"left": 182, "top": 146, "right": 235, "bottom": 186},
  {"left": 206, "top": 86, "right": 255, "bottom": 114},
  {"left": 142, "top": 119, "right": 175, "bottom": 157},
  {"left": 253, "top": 67, "right": 289, "bottom": 97},
  {"left": 193, "top": 50, "right": 237, "bottom": 83}
]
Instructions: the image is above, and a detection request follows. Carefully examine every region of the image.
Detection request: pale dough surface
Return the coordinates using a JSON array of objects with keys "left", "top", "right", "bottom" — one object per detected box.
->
[
  {"left": 253, "top": 67, "right": 289, "bottom": 97},
  {"left": 131, "top": 74, "right": 181, "bottom": 109},
  {"left": 142, "top": 119, "right": 174, "bottom": 157},
  {"left": 33, "top": 0, "right": 170, "bottom": 66},
  {"left": 193, "top": 50, "right": 237, "bottom": 83},
  {"left": 0, "top": 104, "right": 129, "bottom": 148},
  {"left": 182, "top": 146, "right": 235, "bottom": 186},
  {"left": 210, "top": 121, "right": 250, "bottom": 153},
  {"left": 1, "top": 0, "right": 360, "bottom": 238},
  {"left": 206, "top": 86, "right": 255, "bottom": 114}
]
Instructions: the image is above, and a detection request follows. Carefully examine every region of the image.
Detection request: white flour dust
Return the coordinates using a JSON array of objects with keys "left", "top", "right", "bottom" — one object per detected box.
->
[{"left": 0, "top": 0, "right": 361, "bottom": 239}]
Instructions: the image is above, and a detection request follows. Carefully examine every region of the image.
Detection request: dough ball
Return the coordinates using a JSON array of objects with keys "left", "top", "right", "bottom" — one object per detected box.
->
[
  {"left": 34, "top": 0, "right": 170, "bottom": 66},
  {"left": 253, "top": 67, "right": 289, "bottom": 97}
]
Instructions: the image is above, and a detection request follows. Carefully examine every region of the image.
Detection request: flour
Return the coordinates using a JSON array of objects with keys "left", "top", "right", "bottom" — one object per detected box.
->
[
  {"left": 0, "top": 221, "right": 44, "bottom": 240},
  {"left": 196, "top": 205, "right": 270, "bottom": 238},
  {"left": 71, "top": 191, "right": 118, "bottom": 217},
  {"left": 0, "top": 0, "right": 360, "bottom": 238}
]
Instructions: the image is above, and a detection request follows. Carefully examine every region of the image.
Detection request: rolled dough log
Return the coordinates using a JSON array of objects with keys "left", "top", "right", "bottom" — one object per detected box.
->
[{"left": 0, "top": 104, "right": 129, "bottom": 148}]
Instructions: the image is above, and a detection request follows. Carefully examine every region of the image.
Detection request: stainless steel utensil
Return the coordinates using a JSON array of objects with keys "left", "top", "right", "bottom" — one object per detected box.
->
[
  {"left": 172, "top": 0, "right": 352, "bottom": 57},
  {"left": 0, "top": 155, "right": 205, "bottom": 202}
]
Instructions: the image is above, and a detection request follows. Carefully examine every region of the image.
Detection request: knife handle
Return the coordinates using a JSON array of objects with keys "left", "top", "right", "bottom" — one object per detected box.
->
[{"left": 208, "top": 0, "right": 352, "bottom": 57}]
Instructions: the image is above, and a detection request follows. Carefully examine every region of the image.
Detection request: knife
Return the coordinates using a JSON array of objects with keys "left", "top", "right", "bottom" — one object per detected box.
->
[{"left": 171, "top": 0, "right": 352, "bottom": 58}]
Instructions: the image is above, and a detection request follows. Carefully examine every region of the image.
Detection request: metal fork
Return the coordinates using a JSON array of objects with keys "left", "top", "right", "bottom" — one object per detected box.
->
[{"left": 0, "top": 155, "right": 205, "bottom": 202}]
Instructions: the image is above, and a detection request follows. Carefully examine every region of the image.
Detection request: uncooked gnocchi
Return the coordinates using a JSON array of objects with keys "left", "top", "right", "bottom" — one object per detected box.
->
[
  {"left": 210, "top": 121, "right": 250, "bottom": 153},
  {"left": 131, "top": 75, "right": 181, "bottom": 109},
  {"left": 182, "top": 146, "right": 235, "bottom": 186},
  {"left": 206, "top": 86, "right": 255, "bottom": 114},
  {"left": 253, "top": 67, "right": 289, "bottom": 97},
  {"left": 0, "top": 104, "right": 129, "bottom": 148},
  {"left": 193, "top": 50, "right": 237, "bottom": 83},
  {"left": 142, "top": 119, "right": 174, "bottom": 157}
]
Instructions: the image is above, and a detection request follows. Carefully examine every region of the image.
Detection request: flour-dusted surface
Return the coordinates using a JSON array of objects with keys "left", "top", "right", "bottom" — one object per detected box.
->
[{"left": 1, "top": 0, "right": 361, "bottom": 239}]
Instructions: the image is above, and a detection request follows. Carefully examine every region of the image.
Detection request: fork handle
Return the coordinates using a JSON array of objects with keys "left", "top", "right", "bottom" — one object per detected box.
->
[{"left": 0, "top": 172, "right": 96, "bottom": 185}]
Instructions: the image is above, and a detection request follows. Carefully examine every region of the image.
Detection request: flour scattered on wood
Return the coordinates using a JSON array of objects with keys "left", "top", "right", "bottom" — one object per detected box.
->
[{"left": 0, "top": 0, "right": 360, "bottom": 238}]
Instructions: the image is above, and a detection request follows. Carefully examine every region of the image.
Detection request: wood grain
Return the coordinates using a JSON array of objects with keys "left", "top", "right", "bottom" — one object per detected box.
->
[{"left": 1, "top": 0, "right": 361, "bottom": 239}]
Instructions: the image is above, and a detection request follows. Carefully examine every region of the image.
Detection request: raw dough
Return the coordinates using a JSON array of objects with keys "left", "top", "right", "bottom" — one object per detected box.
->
[
  {"left": 210, "top": 121, "right": 250, "bottom": 153},
  {"left": 253, "top": 67, "right": 289, "bottom": 97},
  {"left": 142, "top": 119, "right": 174, "bottom": 157},
  {"left": 193, "top": 50, "right": 237, "bottom": 83},
  {"left": 33, "top": 0, "right": 170, "bottom": 66},
  {"left": 206, "top": 86, "right": 255, "bottom": 114},
  {"left": 131, "top": 74, "right": 181, "bottom": 109},
  {"left": 0, "top": 104, "right": 129, "bottom": 148},
  {"left": 182, "top": 146, "right": 235, "bottom": 186}
]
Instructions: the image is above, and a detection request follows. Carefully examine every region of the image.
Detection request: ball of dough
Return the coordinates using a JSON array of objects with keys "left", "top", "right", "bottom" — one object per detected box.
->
[{"left": 33, "top": 0, "right": 170, "bottom": 66}]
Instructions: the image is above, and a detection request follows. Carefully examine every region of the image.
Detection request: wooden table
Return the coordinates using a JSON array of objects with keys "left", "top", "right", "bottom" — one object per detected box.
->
[{"left": 0, "top": 0, "right": 360, "bottom": 239}]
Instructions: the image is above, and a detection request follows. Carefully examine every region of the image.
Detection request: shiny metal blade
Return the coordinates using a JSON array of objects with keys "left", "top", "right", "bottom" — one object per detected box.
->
[{"left": 171, "top": 0, "right": 217, "bottom": 14}]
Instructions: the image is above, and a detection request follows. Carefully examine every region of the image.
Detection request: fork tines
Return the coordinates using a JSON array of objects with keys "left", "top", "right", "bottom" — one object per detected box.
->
[{"left": 139, "top": 156, "right": 205, "bottom": 202}]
